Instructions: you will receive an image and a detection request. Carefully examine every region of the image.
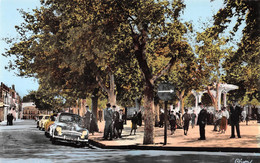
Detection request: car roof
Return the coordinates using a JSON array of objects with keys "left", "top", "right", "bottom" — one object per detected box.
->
[{"left": 59, "top": 112, "right": 80, "bottom": 116}]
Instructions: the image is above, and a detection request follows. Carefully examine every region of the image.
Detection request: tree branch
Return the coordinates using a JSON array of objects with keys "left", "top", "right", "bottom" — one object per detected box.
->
[
  {"left": 95, "top": 75, "right": 109, "bottom": 94},
  {"left": 152, "top": 55, "right": 177, "bottom": 82}
]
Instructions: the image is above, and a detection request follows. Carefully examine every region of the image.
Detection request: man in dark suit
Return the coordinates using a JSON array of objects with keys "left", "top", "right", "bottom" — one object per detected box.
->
[
  {"left": 112, "top": 105, "right": 120, "bottom": 138},
  {"left": 197, "top": 103, "right": 207, "bottom": 140},
  {"left": 229, "top": 102, "right": 242, "bottom": 138},
  {"left": 103, "top": 103, "right": 113, "bottom": 140}
]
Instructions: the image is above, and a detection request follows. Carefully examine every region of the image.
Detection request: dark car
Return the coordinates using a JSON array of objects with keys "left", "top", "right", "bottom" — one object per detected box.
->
[{"left": 49, "top": 113, "right": 89, "bottom": 147}]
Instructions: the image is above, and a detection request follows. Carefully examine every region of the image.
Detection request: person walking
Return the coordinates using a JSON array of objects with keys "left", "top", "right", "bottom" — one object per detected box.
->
[
  {"left": 137, "top": 109, "right": 142, "bottom": 127},
  {"left": 220, "top": 107, "right": 229, "bottom": 134},
  {"left": 191, "top": 110, "right": 196, "bottom": 128},
  {"left": 159, "top": 110, "right": 164, "bottom": 128},
  {"left": 213, "top": 110, "right": 222, "bottom": 131},
  {"left": 182, "top": 108, "right": 191, "bottom": 135},
  {"left": 169, "top": 110, "right": 177, "bottom": 135},
  {"left": 176, "top": 111, "right": 182, "bottom": 129},
  {"left": 130, "top": 111, "right": 138, "bottom": 135},
  {"left": 103, "top": 103, "right": 113, "bottom": 140},
  {"left": 118, "top": 109, "right": 125, "bottom": 138},
  {"left": 7, "top": 113, "right": 10, "bottom": 126},
  {"left": 9, "top": 113, "right": 14, "bottom": 125},
  {"left": 230, "top": 103, "right": 242, "bottom": 138},
  {"left": 197, "top": 103, "right": 207, "bottom": 140},
  {"left": 241, "top": 109, "right": 246, "bottom": 122},
  {"left": 83, "top": 106, "right": 91, "bottom": 131},
  {"left": 98, "top": 109, "right": 103, "bottom": 122},
  {"left": 90, "top": 113, "right": 99, "bottom": 135},
  {"left": 246, "top": 114, "right": 250, "bottom": 125}
]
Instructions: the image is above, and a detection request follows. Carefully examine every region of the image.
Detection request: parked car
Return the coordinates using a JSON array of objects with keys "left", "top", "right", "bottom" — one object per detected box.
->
[
  {"left": 39, "top": 115, "right": 50, "bottom": 130},
  {"left": 44, "top": 113, "right": 58, "bottom": 137},
  {"left": 36, "top": 115, "right": 44, "bottom": 128},
  {"left": 49, "top": 112, "right": 89, "bottom": 147}
]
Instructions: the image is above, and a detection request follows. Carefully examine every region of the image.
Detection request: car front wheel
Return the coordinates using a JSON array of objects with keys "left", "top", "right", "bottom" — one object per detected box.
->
[{"left": 51, "top": 137, "right": 56, "bottom": 144}]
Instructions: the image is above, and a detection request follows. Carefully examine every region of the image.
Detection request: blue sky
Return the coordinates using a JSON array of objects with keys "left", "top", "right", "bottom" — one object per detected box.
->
[
  {"left": 0, "top": 0, "right": 241, "bottom": 97},
  {"left": 0, "top": 0, "right": 41, "bottom": 97}
]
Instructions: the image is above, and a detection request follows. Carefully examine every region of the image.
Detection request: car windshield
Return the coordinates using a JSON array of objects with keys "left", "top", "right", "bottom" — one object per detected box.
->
[
  {"left": 45, "top": 116, "right": 50, "bottom": 119},
  {"left": 59, "top": 114, "right": 82, "bottom": 124}
]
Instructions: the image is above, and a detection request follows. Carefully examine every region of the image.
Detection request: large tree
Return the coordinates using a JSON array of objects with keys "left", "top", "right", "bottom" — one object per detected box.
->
[
  {"left": 196, "top": 32, "right": 232, "bottom": 111},
  {"left": 211, "top": 0, "right": 260, "bottom": 101},
  {"left": 3, "top": 0, "right": 193, "bottom": 145}
]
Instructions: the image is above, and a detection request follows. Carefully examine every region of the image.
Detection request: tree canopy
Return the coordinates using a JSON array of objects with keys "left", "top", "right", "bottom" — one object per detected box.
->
[
  {"left": 2, "top": 0, "right": 259, "bottom": 145},
  {"left": 211, "top": 0, "right": 260, "bottom": 101}
]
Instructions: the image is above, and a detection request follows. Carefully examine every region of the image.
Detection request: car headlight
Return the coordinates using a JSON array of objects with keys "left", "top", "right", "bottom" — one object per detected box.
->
[
  {"left": 81, "top": 130, "right": 88, "bottom": 139},
  {"left": 56, "top": 126, "right": 62, "bottom": 136}
]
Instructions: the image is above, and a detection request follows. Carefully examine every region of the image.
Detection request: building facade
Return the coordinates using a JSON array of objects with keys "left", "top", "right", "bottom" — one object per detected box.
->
[
  {"left": 0, "top": 82, "right": 22, "bottom": 122},
  {"left": 21, "top": 102, "right": 39, "bottom": 120}
]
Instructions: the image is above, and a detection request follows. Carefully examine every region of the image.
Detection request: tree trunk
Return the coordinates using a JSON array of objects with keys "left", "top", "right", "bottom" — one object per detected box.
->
[
  {"left": 108, "top": 72, "right": 116, "bottom": 106},
  {"left": 108, "top": 91, "right": 116, "bottom": 106},
  {"left": 143, "top": 83, "right": 155, "bottom": 144},
  {"left": 80, "top": 99, "right": 86, "bottom": 117},
  {"left": 132, "top": 25, "right": 176, "bottom": 145},
  {"left": 75, "top": 99, "right": 79, "bottom": 115},
  {"left": 154, "top": 97, "right": 160, "bottom": 125},
  {"left": 96, "top": 71, "right": 116, "bottom": 106},
  {"left": 207, "top": 83, "right": 220, "bottom": 111},
  {"left": 91, "top": 88, "right": 99, "bottom": 121},
  {"left": 179, "top": 90, "right": 185, "bottom": 114}
]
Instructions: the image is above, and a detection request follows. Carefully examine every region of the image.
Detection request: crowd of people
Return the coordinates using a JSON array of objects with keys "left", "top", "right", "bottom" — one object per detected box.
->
[
  {"left": 102, "top": 103, "right": 140, "bottom": 140},
  {"left": 83, "top": 101, "right": 249, "bottom": 141},
  {"left": 157, "top": 102, "right": 245, "bottom": 140}
]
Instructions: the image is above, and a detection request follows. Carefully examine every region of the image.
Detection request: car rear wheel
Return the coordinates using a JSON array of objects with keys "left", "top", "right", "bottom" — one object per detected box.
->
[
  {"left": 45, "top": 131, "right": 49, "bottom": 137},
  {"left": 45, "top": 128, "right": 50, "bottom": 137}
]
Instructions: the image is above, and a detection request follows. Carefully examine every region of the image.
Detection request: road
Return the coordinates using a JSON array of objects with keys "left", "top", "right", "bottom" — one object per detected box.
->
[{"left": 0, "top": 120, "right": 259, "bottom": 163}]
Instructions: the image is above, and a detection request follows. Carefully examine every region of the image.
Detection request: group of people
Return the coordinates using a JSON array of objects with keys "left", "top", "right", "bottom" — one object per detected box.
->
[
  {"left": 160, "top": 102, "right": 243, "bottom": 141},
  {"left": 160, "top": 109, "right": 187, "bottom": 134},
  {"left": 86, "top": 101, "right": 244, "bottom": 141},
  {"left": 158, "top": 108, "right": 194, "bottom": 136},
  {"left": 103, "top": 103, "right": 126, "bottom": 140},
  {"left": 212, "top": 103, "right": 243, "bottom": 138},
  {"left": 7, "top": 113, "right": 14, "bottom": 125},
  {"left": 198, "top": 102, "right": 242, "bottom": 140},
  {"left": 85, "top": 103, "right": 142, "bottom": 140},
  {"left": 213, "top": 107, "right": 230, "bottom": 133}
]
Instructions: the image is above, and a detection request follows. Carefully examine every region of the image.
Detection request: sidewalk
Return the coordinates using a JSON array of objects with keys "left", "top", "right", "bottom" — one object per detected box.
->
[
  {"left": 89, "top": 120, "right": 260, "bottom": 152},
  {"left": 0, "top": 119, "right": 24, "bottom": 126}
]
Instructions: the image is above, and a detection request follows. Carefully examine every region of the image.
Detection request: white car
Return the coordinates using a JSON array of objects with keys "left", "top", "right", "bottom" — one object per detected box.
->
[{"left": 49, "top": 112, "right": 89, "bottom": 147}]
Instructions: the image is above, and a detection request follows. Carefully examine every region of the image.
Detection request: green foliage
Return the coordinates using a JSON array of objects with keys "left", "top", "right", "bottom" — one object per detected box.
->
[
  {"left": 239, "top": 95, "right": 260, "bottom": 107},
  {"left": 211, "top": 0, "right": 260, "bottom": 99},
  {"left": 184, "top": 93, "right": 195, "bottom": 108},
  {"left": 2, "top": 0, "right": 206, "bottom": 144}
]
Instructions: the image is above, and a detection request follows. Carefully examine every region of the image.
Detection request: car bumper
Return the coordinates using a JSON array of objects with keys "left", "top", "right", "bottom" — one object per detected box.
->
[{"left": 53, "top": 135, "right": 88, "bottom": 143}]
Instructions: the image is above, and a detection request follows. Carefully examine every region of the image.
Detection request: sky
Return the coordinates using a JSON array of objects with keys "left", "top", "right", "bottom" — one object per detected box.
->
[{"left": 0, "top": 0, "right": 242, "bottom": 98}]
